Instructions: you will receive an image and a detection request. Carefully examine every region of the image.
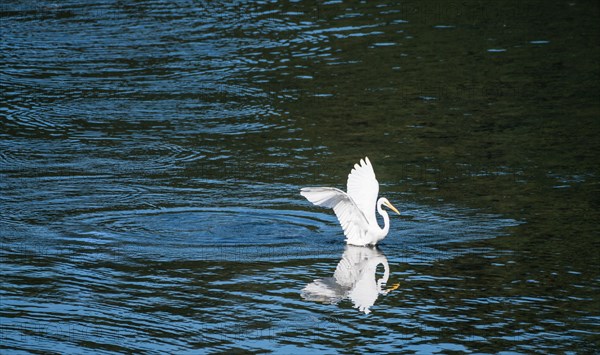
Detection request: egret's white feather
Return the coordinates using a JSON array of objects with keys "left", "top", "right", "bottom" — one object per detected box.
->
[
  {"left": 300, "top": 187, "right": 371, "bottom": 245},
  {"left": 346, "top": 157, "right": 379, "bottom": 226}
]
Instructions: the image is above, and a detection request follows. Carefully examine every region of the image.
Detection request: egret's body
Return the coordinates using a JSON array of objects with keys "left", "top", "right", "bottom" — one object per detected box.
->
[{"left": 300, "top": 157, "right": 400, "bottom": 246}]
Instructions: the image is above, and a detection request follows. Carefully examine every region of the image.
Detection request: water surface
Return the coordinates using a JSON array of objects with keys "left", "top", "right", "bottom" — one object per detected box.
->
[{"left": 1, "top": 0, "right": 599, "bottom": 353}]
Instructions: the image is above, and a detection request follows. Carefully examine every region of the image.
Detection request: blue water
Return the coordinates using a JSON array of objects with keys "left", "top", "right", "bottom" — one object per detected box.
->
[{"left": 1, "top": 1, "right": 599, "bottom": 353}]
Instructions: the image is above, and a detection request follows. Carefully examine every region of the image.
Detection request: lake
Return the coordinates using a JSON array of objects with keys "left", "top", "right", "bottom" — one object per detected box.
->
[{"left": 1, "top": 0, "right": 598, "bottom": 353}]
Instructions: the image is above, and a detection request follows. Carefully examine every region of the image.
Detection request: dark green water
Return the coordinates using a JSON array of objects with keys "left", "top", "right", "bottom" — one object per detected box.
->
[{"left": 1, "top": 1, "right": 598, "bottom": 353}]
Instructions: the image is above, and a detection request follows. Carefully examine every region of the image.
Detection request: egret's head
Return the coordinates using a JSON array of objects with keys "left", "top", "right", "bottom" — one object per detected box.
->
[{"left": 381, "top": 198, "right": 400, "bottom": 215}]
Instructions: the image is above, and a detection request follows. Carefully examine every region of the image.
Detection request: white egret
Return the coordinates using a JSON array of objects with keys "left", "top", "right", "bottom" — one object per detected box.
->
[{"left": 300, "top": 157, "right": 400, "bottom": 246}]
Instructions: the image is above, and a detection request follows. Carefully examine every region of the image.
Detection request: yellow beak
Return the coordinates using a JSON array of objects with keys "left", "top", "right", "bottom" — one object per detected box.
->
[
  {"left": 386, "top": 283, "right": 400, "bottom": 292},
  {"left": 384, "top": 201, "right": 400, "bottom": 215}
]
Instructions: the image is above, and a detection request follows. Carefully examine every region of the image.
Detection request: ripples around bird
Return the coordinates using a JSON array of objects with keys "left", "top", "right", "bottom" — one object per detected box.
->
[{"left": 2, "top": 198, "right": 517, "bottom": 352}]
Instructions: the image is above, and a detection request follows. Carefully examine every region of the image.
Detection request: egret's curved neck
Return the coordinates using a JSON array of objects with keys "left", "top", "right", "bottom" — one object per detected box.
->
[
  {"left": 376, "top": 198, "right": 390, "bottom": 235},
  {"left": 365, "top": 256, "right": 390, "bottom": 292},
  {"left": 377, "top": 264, "right": 390, "bottom": 291}
]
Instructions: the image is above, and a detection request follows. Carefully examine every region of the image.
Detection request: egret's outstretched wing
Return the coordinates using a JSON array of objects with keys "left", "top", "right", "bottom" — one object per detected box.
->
[
  {"left": 346, "top": 157, "right": 379, "bottom": 225},
  {"left": 300, "top": 187, "right": 369, "bottom": 244}
]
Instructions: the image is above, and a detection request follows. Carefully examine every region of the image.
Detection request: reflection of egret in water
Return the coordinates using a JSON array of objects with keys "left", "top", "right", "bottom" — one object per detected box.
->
[{"left": 301, "top": 246, "right": 399, "bottom": 314}]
